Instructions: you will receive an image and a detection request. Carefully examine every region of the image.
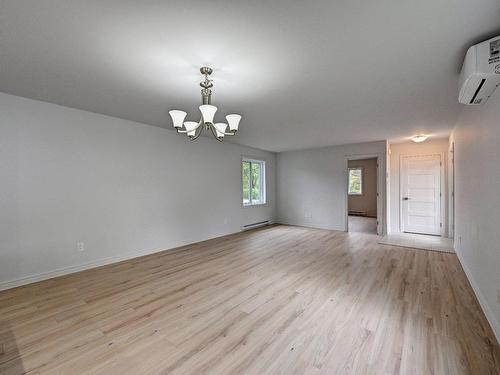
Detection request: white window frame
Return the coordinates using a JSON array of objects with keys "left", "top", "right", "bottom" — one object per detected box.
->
[
  {"left": 242, "top": 158, "right": 266, "bottom": 207},
  {"left": 348, "top": 167, "right": 364, "bottom": 196}
]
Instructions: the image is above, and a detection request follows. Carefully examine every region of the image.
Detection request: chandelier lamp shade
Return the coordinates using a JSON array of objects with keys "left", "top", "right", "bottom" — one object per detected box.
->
[{"left": 169, "top": 67, "right": 242, "bottom": 142}]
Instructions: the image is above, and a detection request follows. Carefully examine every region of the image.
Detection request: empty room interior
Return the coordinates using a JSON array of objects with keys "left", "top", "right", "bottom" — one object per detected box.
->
[{"left": 1, "top": 1, "right": 499, "bottom": 374}]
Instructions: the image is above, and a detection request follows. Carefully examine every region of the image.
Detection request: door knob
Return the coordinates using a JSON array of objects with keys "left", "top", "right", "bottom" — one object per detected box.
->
[{"left": 403, "top": 197, "right": 409, "bottom": 200}]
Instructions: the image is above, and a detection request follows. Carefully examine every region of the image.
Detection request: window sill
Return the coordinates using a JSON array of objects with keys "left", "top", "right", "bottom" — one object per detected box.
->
[{"left": 243, "top": 203, "right": 268, "bottom": 208}]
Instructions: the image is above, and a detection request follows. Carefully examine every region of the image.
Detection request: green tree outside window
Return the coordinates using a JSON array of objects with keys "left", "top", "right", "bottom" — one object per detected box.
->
[{"left": 242, "top": 159, "right": 266, "bottom": 205}]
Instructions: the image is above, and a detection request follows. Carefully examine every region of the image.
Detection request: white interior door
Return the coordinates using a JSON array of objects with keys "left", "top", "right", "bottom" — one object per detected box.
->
[{"left": 401, "top": 155, "right": 441, "bottom": 235}]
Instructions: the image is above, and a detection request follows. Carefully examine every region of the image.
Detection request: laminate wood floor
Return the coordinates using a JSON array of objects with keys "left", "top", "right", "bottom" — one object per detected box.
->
[
  {"left": 348, "top": 216, "right": 377, "bottom": 234},
  {"left": 0, "top": 225, "right": 498, "bottom": 374}
]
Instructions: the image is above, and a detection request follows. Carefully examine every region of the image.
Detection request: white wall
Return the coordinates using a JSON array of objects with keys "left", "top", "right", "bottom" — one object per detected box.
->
[
  {"left": 276, "top": 141, "right": 387, "bottom": 233},
  {"left": 388, "top": 138, "right": 449, "bottom": 235},
  {"left": 450, "top": 90, "right": 500, "bottom": 342},
  {"left": 0, "top": 93, "right": 276, "bottom": 289}
]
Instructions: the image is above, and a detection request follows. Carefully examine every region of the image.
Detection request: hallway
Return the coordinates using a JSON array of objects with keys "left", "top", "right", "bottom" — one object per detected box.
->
[{"left": 348, "top": 216, "right": 377, "bottom": 234}]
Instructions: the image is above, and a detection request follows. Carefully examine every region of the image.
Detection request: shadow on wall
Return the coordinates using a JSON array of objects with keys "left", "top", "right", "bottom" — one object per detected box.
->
[{"left": 0, "top": 319, "right": 25, "bottom": 374}]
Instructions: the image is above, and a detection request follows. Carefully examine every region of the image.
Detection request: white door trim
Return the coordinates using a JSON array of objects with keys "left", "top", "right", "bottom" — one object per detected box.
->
[
  {"left": 448, "top": 142, "right": 455, "bottom": 239},
  {"left": 399, "top": 153, "right": 445, "bottom": 236}
]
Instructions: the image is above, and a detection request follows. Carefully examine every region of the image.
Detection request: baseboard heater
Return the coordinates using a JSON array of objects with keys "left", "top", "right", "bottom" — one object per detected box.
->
[
  {"left": 241, "top": 220, "right": 270, "bottom": 231},
  {"left": 348, "top": 210, "right": 367, "bottom": 216}
]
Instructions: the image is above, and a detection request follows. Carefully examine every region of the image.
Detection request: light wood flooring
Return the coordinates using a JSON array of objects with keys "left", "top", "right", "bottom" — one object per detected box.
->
[
  {"left": 379, "top": 233, "right": 455, "bottom": 253},
  {"left": 348, "top": 216, "right": 378, "bottom": 234},
  {"left": 0, "top": 225, "right": 498, "bottom": 374}
]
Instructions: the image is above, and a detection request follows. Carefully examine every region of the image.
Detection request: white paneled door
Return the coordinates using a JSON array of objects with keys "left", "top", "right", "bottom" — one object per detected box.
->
[{"left": 401, "top": 155, "right": 441, "bottom": 235}]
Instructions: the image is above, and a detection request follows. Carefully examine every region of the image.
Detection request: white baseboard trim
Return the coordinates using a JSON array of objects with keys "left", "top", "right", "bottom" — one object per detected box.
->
[
  {"left": 455, "top": 247, "right": 500, "bottom": 345},
  {"left": 0, "top": 223, "right": 276, "bottom": 292},
  {"left": 275, "top": 220, "right": 341, "bottom": 231},
  {"left": 0, "top": 246, "right": 165, "bottom": 292}
]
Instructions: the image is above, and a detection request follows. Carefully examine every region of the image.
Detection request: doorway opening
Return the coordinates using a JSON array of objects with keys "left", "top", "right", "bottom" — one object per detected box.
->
[{"left": 347, "top": 157, "right": 378, "bottom": 234}]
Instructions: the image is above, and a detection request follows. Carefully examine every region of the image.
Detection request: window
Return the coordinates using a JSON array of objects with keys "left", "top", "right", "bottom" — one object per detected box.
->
[
  {"left": 348, "top": 167, "right": 363, "bottom": 195},
  {"left": 242, "top": 158, "right": 266, "bottom": 206}
]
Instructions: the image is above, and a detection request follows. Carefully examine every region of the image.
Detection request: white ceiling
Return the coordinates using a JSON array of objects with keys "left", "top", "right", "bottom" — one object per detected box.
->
[{"left": 1, "top": 0, "right": 499, "bottom": 151}]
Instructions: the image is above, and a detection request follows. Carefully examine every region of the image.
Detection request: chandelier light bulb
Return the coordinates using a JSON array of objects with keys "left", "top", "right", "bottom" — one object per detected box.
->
[
  {"left": 169, "top": 110, "right": 187, "bottom": 128},
  {"left": 226, "top": 114, "right": 241, "bottom": 131},
  {"left": 183, "top": 121, "right": 199, "bottom": 137},
  {"left": 214, "top": 123, "right": 228, "bottom": 138},
  {"left": 199, "top": 105, "right": 217, "bottom": 124}
]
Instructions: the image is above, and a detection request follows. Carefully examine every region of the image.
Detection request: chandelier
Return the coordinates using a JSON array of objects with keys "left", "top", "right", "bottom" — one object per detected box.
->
[{"left": 168, "top": 67, "right": 241, "bottom": 142}]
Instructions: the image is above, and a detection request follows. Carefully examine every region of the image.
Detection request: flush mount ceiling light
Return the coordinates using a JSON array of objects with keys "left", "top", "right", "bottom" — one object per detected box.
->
[
  {"left": 411, "top": 135, "right": 428, "bottom": 143},
  {"left": 169, "top": 67, "right": 241, "bottom": 142}
]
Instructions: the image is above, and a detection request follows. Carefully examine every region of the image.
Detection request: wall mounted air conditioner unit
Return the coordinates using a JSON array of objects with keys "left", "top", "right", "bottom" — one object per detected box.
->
[{"left": 459, "top": 35, "right": 500, "bottom": 105}]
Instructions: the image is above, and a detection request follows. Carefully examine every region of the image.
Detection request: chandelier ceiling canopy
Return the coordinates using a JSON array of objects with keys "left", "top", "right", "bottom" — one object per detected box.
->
[{"left": 169, "top": 67, "right": 241, "bottom": 142}]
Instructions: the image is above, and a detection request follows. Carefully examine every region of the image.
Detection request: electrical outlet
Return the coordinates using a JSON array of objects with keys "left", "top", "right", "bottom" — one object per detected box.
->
[
  {"left": 223, "top": 218, "right": 228, "bottom": 225},
  {"left": 497, "top": 289, "right": 500, "bottom": 304},
  {"left": 77, "top": 242, "right": 85, "bottom": 252},
  {"left": 304, "top": 212, "right": 312, "bottom": 219}
]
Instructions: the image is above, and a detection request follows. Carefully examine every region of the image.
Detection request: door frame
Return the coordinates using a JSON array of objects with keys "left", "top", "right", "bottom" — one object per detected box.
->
[
  {"left": 399, "top": 153, "right": 446, "bottom": 236},
  {"left": 448, "top": 142, "right": 455, "bottom": 238},
  {"left": 345, "top": 153, "right": 384, "bottom": 235}
]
